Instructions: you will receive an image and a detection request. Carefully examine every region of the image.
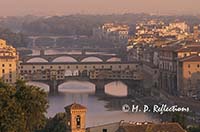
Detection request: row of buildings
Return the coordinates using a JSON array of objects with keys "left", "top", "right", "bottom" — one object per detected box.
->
[
  {"left": 128, "top": 20, "right": 200, "bottom": 47},
  {"left": 0, "top": 39, "right": 18, "bottom": 84},
  {"left": 93, "top": 23, "right": 129, "bottom": 43},
  {"left": 57, "top": 103, "right": 187, "bottom": 132},
  {"left": 127, "top": 40, "right": 200, "bottom": 98}
]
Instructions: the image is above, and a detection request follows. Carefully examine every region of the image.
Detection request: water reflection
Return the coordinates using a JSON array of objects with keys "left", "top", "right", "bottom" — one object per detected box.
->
[
  {"left": 26, "top": 50, "right": 158, "bottom": 127},
  {"left": 58, "top": 81, "right": 95, "bottom": 93},
  {"left": 26, "top": 81, "right": 49, "bottom": 92},
  {"left": 28, "top": 80, "right": 158, "bottom": 127}
]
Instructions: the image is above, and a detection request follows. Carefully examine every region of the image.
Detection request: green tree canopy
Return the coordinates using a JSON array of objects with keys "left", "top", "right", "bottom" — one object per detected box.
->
[{"left": 0, "top": 80, "right": 48, "bottom": 132}]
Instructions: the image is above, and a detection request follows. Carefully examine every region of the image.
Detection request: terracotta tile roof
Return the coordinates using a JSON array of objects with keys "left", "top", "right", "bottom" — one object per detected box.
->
[
  {"left": 176, "top": 45, "right": 200, "bottom": 52},
  {"left": 180, "top": 55, "right": 200, "bottom": 62},
  {"left": 118, "top": 123, "right": 186, "bottom": 132},
  {"left": 65, "top": 103, "right": 86, "bottom": 111},
  {"left": 158, "top": 46, "right": 181, "bottom": 52}
]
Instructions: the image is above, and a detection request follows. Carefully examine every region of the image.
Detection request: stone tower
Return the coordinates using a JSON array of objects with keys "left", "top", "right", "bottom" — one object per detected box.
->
[{"left": 65, "top": 103, "right": 87, "bottom": 132}]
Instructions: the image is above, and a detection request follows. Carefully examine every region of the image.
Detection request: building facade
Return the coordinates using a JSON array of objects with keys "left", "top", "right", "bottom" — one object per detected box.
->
[
  {"left": 65, "top": 103, "right": 87, "bottom": 132},
  {"left": 0, "top": 39, "right": 19, "bottom": 84},
  {"left": 178, "top": 55, "right": 200, "bottom": 98}
]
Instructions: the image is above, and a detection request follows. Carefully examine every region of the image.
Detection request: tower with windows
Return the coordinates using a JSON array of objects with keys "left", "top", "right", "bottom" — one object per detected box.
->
[{"left": 65, "top": 103, "right": 87, "bottom": 132}]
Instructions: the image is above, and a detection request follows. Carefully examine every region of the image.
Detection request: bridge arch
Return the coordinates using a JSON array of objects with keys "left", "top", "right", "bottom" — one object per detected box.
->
[
  {"left": 104, "top": 81, "right": 128, "bottom": 97},
  {"left": 26, "top": 81, "right": 50, "bottom": 92},
  {"left": 106, "top": 57, "right": 121, "bottom": 62},
  {"left": 26, "top": 57, "right": 49, "bottom": 63},
  {"left": 52, "top": 56, "right": 78, "bottom": 63},
  {"left": 81, "top": 57, "right": 103, "bottom": 62},
  {"left": 58, "top": 80, "right": 96, "bottom": 93}
]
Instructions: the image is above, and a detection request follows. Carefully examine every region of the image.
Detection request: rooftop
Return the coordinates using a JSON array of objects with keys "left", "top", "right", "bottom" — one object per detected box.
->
[
  {"left": 180, "top": 55, "right": 200, "bottom": 62},
  {"left": 117, "top": 122, "right": 186, "bottom": 132},
  {"left": 176, "top": 45, "right": 200, "bottom": 52},
  {"left": 65, "top": 103, "right": 87, "bottom": 111}
]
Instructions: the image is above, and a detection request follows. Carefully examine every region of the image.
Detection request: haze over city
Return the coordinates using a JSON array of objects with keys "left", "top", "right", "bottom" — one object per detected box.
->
[{"left": 0, "top": 0, "right": 200, "bottom": 16}]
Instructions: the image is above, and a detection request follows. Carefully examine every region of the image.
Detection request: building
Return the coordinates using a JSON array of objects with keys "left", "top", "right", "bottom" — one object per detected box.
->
[
  {"left": 129, "top": 20, "right": 190, "bottom": 47},
  {"left": 93, "top": 23, "right": 129, "bottom": 42},
  {"left": 63, "top": 103, "right": 186, "bottom": 132},
  {"left": 193, "top": 26, "right": 200, "bottom": 41},
  {"left": 0, "top": 39, "right": 19, "bottom": 84},
  {"left": 65, "top": 103, "right": 87, "bottom": 132},
  {"left": 158, "top": 46, "right": 180, "bottom": 95},
  {"left": 178, "top": 55, "right": 200, "bottom": 98},
  {"left": 159, "top": 44, "right": 200, "bottom": 96},
  {"left": 116, "top": 122, "right": 186, "bottom": 132},
  {"left": 86, "top": 121, "right": 186, "bottom": 132},
  {"left": 89, "top": 68, "right": 143, "bottom": 80}
]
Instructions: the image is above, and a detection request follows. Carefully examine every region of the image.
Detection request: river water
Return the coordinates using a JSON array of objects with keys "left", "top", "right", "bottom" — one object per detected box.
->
[{"left": 27, "top": 50, "right": 158, "bottom": 127}]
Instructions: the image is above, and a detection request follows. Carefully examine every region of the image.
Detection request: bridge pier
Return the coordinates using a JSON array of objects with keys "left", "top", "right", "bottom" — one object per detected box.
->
[
  {"left": 53, "top": 38, "right": 57, "bottom": 47},
  {"left": 49, "top": 80, "right": 59, "bottom": 95},
  {"left": 92, "top": 80, "right": 106, "bottom": 96},
  {"left": 126, "top": 80, "right": 144, "bottom": 97}
]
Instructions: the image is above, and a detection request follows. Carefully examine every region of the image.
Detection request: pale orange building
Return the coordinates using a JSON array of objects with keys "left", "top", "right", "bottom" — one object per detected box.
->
[
  {"left": 65, "top": 103, "right": 87, "bottom": 132},
  {"left": 0, "top": 39, "right": 19, "bottom": 84},
  {"left": 178, "top": 55, "right": 200, "bottom": 97}
]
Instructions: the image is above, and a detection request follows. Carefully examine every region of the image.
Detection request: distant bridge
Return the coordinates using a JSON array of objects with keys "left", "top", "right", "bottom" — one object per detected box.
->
[
  {"left": 21, "top": 50, "right": 124, "bottom": 63},
  {"left": 28, "top": 35, "right": 88, "bottom": 48}
]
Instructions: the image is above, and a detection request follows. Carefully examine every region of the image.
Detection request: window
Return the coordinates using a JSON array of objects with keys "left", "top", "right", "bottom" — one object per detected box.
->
[
  {"left": 9, "top": 64, "right": 12, "bottom": 67},
  {"left": 197, "top": 64, "right": 200, "bottom": 68},
  {"left": 33, "top": 66, "right": 35, "bottom": 69},
  {"left": 9, "top": 74, "right": 12, "bottom": 78},
  {"left": 188, "top": 64, "right": 190, "bottom": 68},
  {"left": 103, "top": 129, "right": 107, "bottom": 132},
  {"left": 188, "top": 71, "right": 191, "bottom": 75},
  {"left": 2, "top": 64, "right": 5, "bottom": 67},
  {"left": 76, "top": 115, "right": 81, "bottom": 129},
  {"left": 41, "top": 66, "right": 44, "bottom": 69},
  {"left": 184, "top": 53, "right": 187, "bottom": 57},
  {"left": 127, "top": 65, "right": 130, "bottom": 69},
  {"left": 2, "top": 69, "right": 5, "bottom": 74}
]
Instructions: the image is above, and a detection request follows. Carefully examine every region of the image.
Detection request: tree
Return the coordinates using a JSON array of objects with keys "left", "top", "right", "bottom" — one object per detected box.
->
[
  {"left": 171, "top": 112, "right": 186, "bottom": 129},
  {"left": 0, "top": 80, "right": 48, "bottom": 132},
  {"left": 188, "top": 127, "right": 200, "bottom": 132},
  {"left": 0, "top": 82, "right": 25, "bottom": 132},
  {"left": 41, "top": 113, "right": 67, "bottom": 132}
]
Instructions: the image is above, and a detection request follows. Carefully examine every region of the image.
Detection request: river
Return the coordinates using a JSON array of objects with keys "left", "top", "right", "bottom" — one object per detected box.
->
[{"left": 27, "top": 50, "right": 158, "bottom": 127}]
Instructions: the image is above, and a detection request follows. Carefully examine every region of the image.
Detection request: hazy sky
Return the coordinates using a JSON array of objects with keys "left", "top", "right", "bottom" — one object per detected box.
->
[{"left": 0, "top": 0, "right": 200, "bottom": 16}]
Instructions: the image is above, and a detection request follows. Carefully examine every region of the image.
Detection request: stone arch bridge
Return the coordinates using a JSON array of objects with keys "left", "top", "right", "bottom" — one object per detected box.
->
[
  {"left": 21, "top": 51, "right": 123, "bottom": 63},
  {"left": 20, "top": 61, "right": 144, "bottom": 95},
  {"left": 26, "top": 78, "right": 143, "bottom": 96}
]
